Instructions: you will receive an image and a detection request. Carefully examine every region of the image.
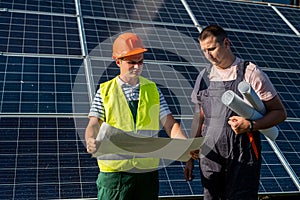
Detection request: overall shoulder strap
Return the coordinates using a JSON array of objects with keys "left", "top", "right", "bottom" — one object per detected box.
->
[
  {"left": 197, "top": 67, "right": 210, "bottom": 94},
  {"left": 244, "top": 61, "right": 250, "bottom": 73}
]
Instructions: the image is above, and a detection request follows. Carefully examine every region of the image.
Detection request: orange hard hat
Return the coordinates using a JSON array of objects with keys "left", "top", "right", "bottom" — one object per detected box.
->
[{"left": 112, "top": 32, "right": 147, "bottom": 59}]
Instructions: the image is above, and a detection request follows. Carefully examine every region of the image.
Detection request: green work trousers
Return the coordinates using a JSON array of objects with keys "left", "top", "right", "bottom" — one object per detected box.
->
[{"left": 96, "top": 170, "right": 159, "bottom": 200}]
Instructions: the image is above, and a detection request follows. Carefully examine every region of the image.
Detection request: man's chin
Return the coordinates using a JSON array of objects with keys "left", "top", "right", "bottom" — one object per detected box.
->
[
  {"left": 209, "top": 60, "right": 218, "bottom": 65},
  {"left": 131, "top": 72, "right": 141, "bottom": 76},
  {"left": 128, "top": 74, "right": 140, "bottom": 78}
]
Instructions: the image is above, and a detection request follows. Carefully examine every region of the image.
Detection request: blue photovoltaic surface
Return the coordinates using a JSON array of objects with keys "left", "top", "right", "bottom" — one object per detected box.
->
[
  {"left": 228, "top": 31, "right": 300, "bottom": 71},
  {"left": 188, "top": 0, "right": 295, "bottom": 34},
  {"left": 80, "top": 0, "right": 194, "bottom": 25},
  {"left": 0, "top": 56, "right": 90, "bottom": 114},
  {"left": 276, "top": 121, "right": 300, "bottom": 181},
  {"left": 0, "top": 0, "right": 76, "bottom": 14},
  {"left": 264, "top": 70, "right": 300, "bottom": 119},
  {"left": 277, "top": 6, "right": 300, "bottom": 33},
  {"left": 0, "top": 0, "right": 299, "bottom": 199},
  {"left": 0, "top": 11, "right": 81, "bottom": 55},
  {"left": 0, "top": 117, "right": 97, "bottom": 200}
]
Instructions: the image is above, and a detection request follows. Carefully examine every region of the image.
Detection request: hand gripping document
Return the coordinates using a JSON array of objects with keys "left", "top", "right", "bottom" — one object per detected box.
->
[
  {"left": 92, "top": 122, "right": 205, "bottom": 162},
  {"left": 221, "top": 81, "right": 278, "bottom": 141}
]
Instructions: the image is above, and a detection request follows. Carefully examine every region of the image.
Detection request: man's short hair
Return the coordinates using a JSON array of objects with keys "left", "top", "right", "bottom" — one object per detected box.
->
[{"left": 198, "top": 24, "right": 228, "bottom": 44}]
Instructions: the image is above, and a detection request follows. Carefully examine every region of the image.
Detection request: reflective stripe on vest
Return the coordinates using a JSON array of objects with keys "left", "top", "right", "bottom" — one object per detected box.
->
[{"left": 98, "top": 76, "right": 160, "bottom": 172}]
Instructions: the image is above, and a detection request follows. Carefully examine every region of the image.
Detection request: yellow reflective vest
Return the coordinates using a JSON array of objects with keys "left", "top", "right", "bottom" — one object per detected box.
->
[{"left": 97, "top": 76, "right": 160, "bottom": 172}]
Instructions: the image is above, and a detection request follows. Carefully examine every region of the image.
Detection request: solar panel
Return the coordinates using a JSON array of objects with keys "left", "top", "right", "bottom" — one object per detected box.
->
[
  {"left": 0, "top": 0, "right": 76, "bottom": 14},
  {"left": 264, "top": 70, "right": 300, "bottom": 119},
  {"left": 0, "top": 11, "right": 81, "bottom": 55},
  {"left": 81, "top": 0, "right": 194, "bottom": 25},
  {"left": 277, "top": 6, "right": 300, "bottom": 33},
  {"left": 276, "top": 121, "right": 300, "bottom": 180},
  {"left": 0, "top": 56, "right": 90, "bottom": 113},
  {"left": 0, "top": 0, "right": 299, "bottom": 199},
  {"left": 228, "top": 31, "right": 300, "bottom": 71},
  {"left": 0, "top": 117, "right": 93, "bottom": 199},
  {"left": 188, "top": 0, "right": 295, "bottom": 34}
]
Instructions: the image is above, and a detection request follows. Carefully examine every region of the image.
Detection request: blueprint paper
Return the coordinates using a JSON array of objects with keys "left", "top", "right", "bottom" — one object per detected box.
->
[{"left": 92, "top": 122, "right": 205, "bottom": 161}]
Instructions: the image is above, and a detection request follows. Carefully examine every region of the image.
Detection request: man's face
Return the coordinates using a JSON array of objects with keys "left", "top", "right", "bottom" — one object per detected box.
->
[
  {"left": 117, "top": 53, "right": 144, "bottom": 78},
  {"left": 200, "top": 36, "right": 230, "bottom": 68}
]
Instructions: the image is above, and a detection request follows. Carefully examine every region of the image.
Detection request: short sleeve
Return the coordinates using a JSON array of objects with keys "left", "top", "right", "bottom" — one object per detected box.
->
[
  {"left": 88, "top": 88, "right": 105, "bottom": 121},
  {"left": 158, "top": 87, "right": 172, "bottom": 119},
  {"left": 244, "top": 62, "right": 277, "bottom": 101}
]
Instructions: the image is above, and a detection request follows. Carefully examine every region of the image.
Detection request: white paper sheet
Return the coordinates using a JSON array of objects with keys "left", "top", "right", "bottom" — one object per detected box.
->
[{"left": 92, "top": 122, "right": 205, "bottom": 162}]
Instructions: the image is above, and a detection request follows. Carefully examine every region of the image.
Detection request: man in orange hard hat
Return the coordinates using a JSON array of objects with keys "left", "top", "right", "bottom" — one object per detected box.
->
[{"left": 85, "top": 32, "right": 189, "bottom": 200}]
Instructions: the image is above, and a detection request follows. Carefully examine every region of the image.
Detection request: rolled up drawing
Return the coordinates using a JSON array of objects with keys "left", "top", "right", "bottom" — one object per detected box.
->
[
  {"left": 238, "top": 81, "right": 266, "bottom": 114},
  {"left": 222, "top": 90, "right": 262, "bottom": 119},
  {"left": 221, "top": 90, "right": 278, "bottom": 141}
]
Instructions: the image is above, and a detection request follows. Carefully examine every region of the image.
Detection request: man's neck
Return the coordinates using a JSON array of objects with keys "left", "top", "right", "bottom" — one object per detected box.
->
[{"left": 216, "top": 54, "right": 236, "bottom": 70}]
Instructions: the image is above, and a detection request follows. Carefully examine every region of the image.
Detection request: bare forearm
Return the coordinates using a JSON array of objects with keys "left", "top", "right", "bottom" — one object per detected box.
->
[
  {"left": 85, "top": 126, "right": 97, "bottom": 141},
  {"left": 85, "top": 117, "right": 101, "bottom": 142},
  {"left": 228, "top": 95, "right": 287, "bottom": 134},
  {"left": 190, "top": 105, "right": 203, "bottom": 138},
  {"left": 85, "top": 117, "right": 101, "bottom": 154},
  {"left": 253, "top": 95, "right": 286, "bottom": 131},
  {"left": 170, "top": 122, "right": 187, "bottom": 139},
  {"left": 162, "top": 114, "right": 187, "bottom": 139},
  {"left": 252, "top": 110, "right": 286, "bottom": 131}
]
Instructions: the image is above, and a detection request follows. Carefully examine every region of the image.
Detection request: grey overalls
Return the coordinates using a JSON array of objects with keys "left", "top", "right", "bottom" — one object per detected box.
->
[{"left": 196, "top": 61, "right": 261, "bottom": 200}]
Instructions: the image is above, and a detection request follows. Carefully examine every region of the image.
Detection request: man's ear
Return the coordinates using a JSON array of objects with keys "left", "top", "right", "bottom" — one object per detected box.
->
[
  {"left": 115, "top": 59, "right": 121, "bottom": 67},
  {"left": 224, "top": 38, "right": 231, "bottom": 48}
]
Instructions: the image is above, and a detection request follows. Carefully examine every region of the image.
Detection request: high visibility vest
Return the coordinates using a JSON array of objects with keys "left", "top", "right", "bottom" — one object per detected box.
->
[{"left": 97, "top": 76, "right": 160, "bottom": 172}]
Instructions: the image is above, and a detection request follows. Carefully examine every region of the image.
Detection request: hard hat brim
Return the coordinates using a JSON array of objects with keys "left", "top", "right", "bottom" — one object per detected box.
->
[{"left": 114, "top": 48, "right": 148, "bottom": 59}]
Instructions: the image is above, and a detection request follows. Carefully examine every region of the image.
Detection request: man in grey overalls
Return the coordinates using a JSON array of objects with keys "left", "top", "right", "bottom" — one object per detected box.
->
[{"left": 184, "top": 25, "right": 286, "bottom": 200}]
